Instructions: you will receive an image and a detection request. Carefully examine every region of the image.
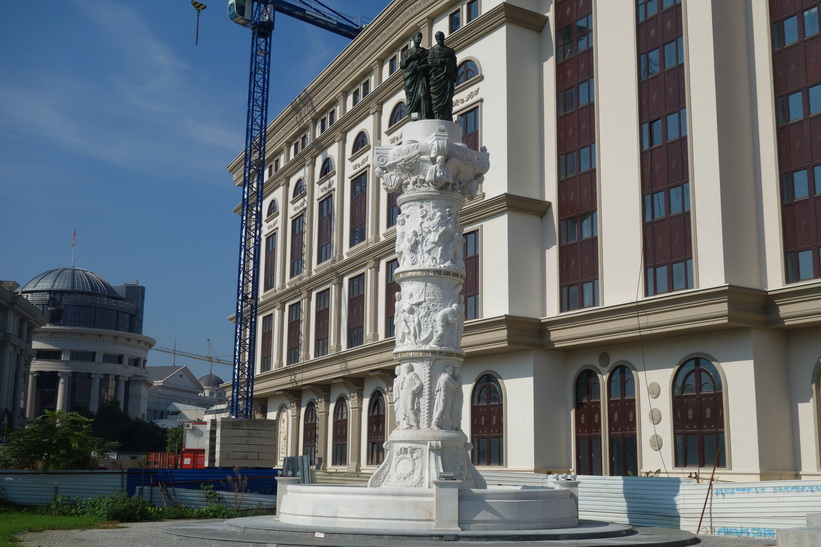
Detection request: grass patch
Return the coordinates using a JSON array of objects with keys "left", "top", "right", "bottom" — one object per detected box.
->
[{"left": 0, "top": 505, "right": 108, "bottom": 547}]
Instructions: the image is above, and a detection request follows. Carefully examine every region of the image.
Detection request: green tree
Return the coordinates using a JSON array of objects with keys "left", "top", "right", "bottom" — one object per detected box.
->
[
  {"left": 91, "top": 400, "right": 166, "bottom": 452},
  {"left": 165, "top": 424, "right": 184, "bottom": 454},
  {"left": 0, "top": 410, "right": 119, "bottom": 470}
]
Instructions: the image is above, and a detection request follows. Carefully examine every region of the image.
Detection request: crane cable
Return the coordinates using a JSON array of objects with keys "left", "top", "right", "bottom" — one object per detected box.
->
[{"left": 192, "top": 1, "right": 207, "bottom": 46}]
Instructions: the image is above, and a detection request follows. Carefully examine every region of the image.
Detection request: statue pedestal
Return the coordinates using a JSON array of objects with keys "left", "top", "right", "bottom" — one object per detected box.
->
[{"left": 368, "top": 429, "right": 484, "bottom": 488}]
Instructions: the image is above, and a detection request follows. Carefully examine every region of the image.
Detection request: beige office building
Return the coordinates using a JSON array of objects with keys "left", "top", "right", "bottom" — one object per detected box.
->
[{"left": 227, "top": 0, "right": 821, "bottom": 481}]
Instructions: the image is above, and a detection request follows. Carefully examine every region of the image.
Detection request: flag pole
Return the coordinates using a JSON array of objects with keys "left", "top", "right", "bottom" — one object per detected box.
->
[{"left": 71, "top": 228, "right": 77, "bottom": 268}]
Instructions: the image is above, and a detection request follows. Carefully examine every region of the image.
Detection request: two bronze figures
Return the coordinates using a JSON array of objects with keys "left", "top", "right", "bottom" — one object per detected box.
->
[{"left": 401, "top": 31, "right": 457, "bottom": 121}]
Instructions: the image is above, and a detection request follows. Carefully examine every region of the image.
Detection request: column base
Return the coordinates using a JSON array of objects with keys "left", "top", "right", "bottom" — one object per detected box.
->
[{"left": 368, "top": 429, "right": 486, "bottom": 489}]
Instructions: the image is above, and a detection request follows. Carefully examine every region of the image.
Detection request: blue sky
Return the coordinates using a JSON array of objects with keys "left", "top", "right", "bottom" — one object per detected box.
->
[{"left": 1, "top": 0, "right": 388, "bottom": 378}]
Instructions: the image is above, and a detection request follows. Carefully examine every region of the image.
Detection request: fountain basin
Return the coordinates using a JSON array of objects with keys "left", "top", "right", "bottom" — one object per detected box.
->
[{"left": 277, "top": 483, "right": 578, "bottom": 531}]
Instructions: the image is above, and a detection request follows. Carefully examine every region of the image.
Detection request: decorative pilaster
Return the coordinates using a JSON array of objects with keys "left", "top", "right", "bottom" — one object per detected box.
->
[{"left": 368, "top": 120, "right": 489, "bottom": 490}]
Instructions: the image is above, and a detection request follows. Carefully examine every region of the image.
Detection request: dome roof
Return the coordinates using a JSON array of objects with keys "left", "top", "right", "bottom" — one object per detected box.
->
[
  {"left": 198, "top": 373, "right": 225, "bottom": 387},
  {"left": 21, "top": 268, "right": 121, "bottom": 298}
]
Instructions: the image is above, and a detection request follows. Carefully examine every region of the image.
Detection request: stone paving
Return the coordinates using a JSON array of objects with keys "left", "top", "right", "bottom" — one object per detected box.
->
[{"left": 15, "top": 519, "right": 779, "bottom": 547}]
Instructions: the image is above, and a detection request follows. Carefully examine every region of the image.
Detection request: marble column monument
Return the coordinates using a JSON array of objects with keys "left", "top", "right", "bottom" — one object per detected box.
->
[{"left": 368, "top": 119, "right": 489, "bottom": 489}]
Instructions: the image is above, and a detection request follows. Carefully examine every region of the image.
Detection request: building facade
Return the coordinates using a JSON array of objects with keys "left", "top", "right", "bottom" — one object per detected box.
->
[
  {"left": 0, "top": 281, "right": 47, "bottom": 431},
  {"left": 226, "top": 0, "right": 821, "bottom": 480},
  {"left": 20, "top": 268, "right": 155, "bottom": 420}
]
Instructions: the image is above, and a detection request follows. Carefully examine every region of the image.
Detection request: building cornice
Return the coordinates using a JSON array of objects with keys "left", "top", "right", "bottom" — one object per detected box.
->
[{"left": 250, "top": 283, "right": 821, "bottom": 396}]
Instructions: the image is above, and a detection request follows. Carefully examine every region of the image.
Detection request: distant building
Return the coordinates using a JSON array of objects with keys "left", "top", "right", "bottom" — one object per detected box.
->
[
  {"left": 198, "top": 372, "right": 228, "bottom": 402},
  {"left": 145, "top": 365, "right": 223, "bottom": 423},
  {"left": 20, "top": 267, "right": 154, "bottom": 420},
  {"left": 227, "top": 0, "right": 821, "bottom": 481},
  {"left": 0, "top": 281, "right": 47, "bottom": 430}
]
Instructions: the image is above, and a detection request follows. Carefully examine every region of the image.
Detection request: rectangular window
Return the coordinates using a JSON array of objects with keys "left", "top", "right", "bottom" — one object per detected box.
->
[
  {"left": 466, "top": 0, "right": 479, "bottom": 22},
  {"left": 261, "top": 314, "right": 273, "bottom": 372},
  {"left": 352, "top": 88, "right": 360, "bottom": 106},
  {"left": 810, "top": 85, "right": 821, "bottom": 115},
  {"left": 653, "top": 191, "right": 666, "bottom": 219},
  {"left": 576, "top": 15, "right": 593, "bottom": 52},
  {"left": 389, "top": 55, "right": 397, "bottom": 75},
  {"left": 449, "top": 10, "right": 461, "bottom": 33},
  {"left": 670, "top": 185, "right": 683, "bottom": 214},
  {"left": 315, "top": 289, "right": 330, "bottom": 357},
  {"left": 287, "top": 302, "right": 301, "bottom": 365},
  {"left": 362, "top": 80, "right": 370, "bottom": 98},
  {"left": 264, "top": 232, "right": 277, "bottom": 291},
  {"left": 102, "top": 354, "right": 123, "bottom": 364},
  {"left": 578, "top": 78, "right": 594, "bottom": 107},
  {"left": 347, "top": 274, "right": 365, "bottom": 348},
  {"left": 457, "top": 107, "right": 480, "bottom": 150},
  {"left": 317, "top": 195, "right": 333, "bottom": 264},
  {"left": 290, "top": 214, "right": 305, "bottom": 277},
  {"left": 293, "top": 142, "right": 299, "bottom": 156},
  {"left": 784, "top": 15, "right": 799, "bottom": 46},
  {"left": 387, "top": 191, "right": 399, "bottom": 228},
  {"left": 385, "top": 259, "right": 400, "bottom": 337},
  {"left": 320, "top": 116, "right": 327, "bottom": 134},
  {"left": 274, "top": 158, "right": 280, "bottom": 172},
  {"left": 301, "top": 135, "right": 308, "bottom": 149},
  {"left": 464, "top": 230, "right": 480, "bottom": 320},
  {"left": 806, "top": 7, "right": 820, "bottom": 37},
  {"left": 556, "top": 24, "right": 574, "bottom": 63},
  {"left": 329, "top": 109, "right": 336, "bottom": 126},
  {"left": 70, "top": 351, "right": 95, "bottom": 362},
  {"left": 794, "top": 170, "right": 810, "bottom": 200},
  {"left": 350, "top": 173, "right": 368, "bottom": 247},
  {"left": 639, "top": 48, "right": 660, "bottom": 79},
  {"left": 789, "top": 91, "right": 804, "bottom": 122}
]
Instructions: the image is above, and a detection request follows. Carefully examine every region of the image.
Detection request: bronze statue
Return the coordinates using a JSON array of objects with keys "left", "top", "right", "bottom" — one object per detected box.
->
[
  {"left": 400, "top": 31, "right": 433, "bottom": 120},
  {"left": 427, "top": 31, "right": 457, "bottom": 121}
]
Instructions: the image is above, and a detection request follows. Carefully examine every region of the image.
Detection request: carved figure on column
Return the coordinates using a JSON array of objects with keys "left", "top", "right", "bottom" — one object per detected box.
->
[
  {"left": 432, "top": 365, "right": 462, "bottom": 430},
  {"left": 425, "top": 155, "right": 454, "bottom": 190},
  {"left": 401, "top": 31, "right": 433, "bottom": 120},
  {"left": 396, "top": 363, "right": 422, "bottom": 429},
  {"left": 431, "top": 303, "right": 461, "bottom": 349},
  {"left": 428, "top": 31, "right": 457, "bottom": 121},
  {"left": 424, "top": 207, "right": 460, "bottom": 267}
]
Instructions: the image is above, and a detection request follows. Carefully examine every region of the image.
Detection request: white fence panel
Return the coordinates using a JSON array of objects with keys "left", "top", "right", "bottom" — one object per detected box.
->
[
  {"left": 680, "top": 480, "right": 821, "bottom": 538},
  {"left": 577, "top": 475, "right": 688, "bottom": 528},
  {"left": 0, "top": 470, "right": 127, "bottom": 506}
]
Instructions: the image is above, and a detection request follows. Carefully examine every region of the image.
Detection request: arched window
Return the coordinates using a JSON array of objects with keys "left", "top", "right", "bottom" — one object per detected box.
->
[
  {"left": 389, "top": 102, "right": 407, "bottom": 126},
  {"left": 608, "top": 365, "right": 637, "bottom": 476},
  {"left": 367, "top": 391, "right": 385, "bottom": 465},
  {"left": 267, "top": 200, "right": 278, "bottom": 217},
  {"left": 456, "top": 60, "right": 479, "bottom": 85},
  {"left": 352, "top": 131, "right": 369, "bottom": 154},
  {"left": 332, "top": 397, "right": 348, "bottom": 466},
  {"left": 471, "top": 374, "right": 503, "bottom": 466},
  {"left": 293, "top": 179, "right": 306, "bottom": 198},
  {"left": 575, "top": 369, "right": 602, "bottom": 475},
  {"left": 320, "top": 157, "right": 334, "bottom": 178},
  {"left": 303, "top": 401, "right": 317, "bottom": 466},
  {"left": 673, "top": 357, "right": 725, "bottom": 468}
]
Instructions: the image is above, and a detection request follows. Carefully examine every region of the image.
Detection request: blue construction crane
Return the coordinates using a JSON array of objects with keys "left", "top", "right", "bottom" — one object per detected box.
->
[{"left": 228, "top": 0, "right": 364, "bottom": 419}]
